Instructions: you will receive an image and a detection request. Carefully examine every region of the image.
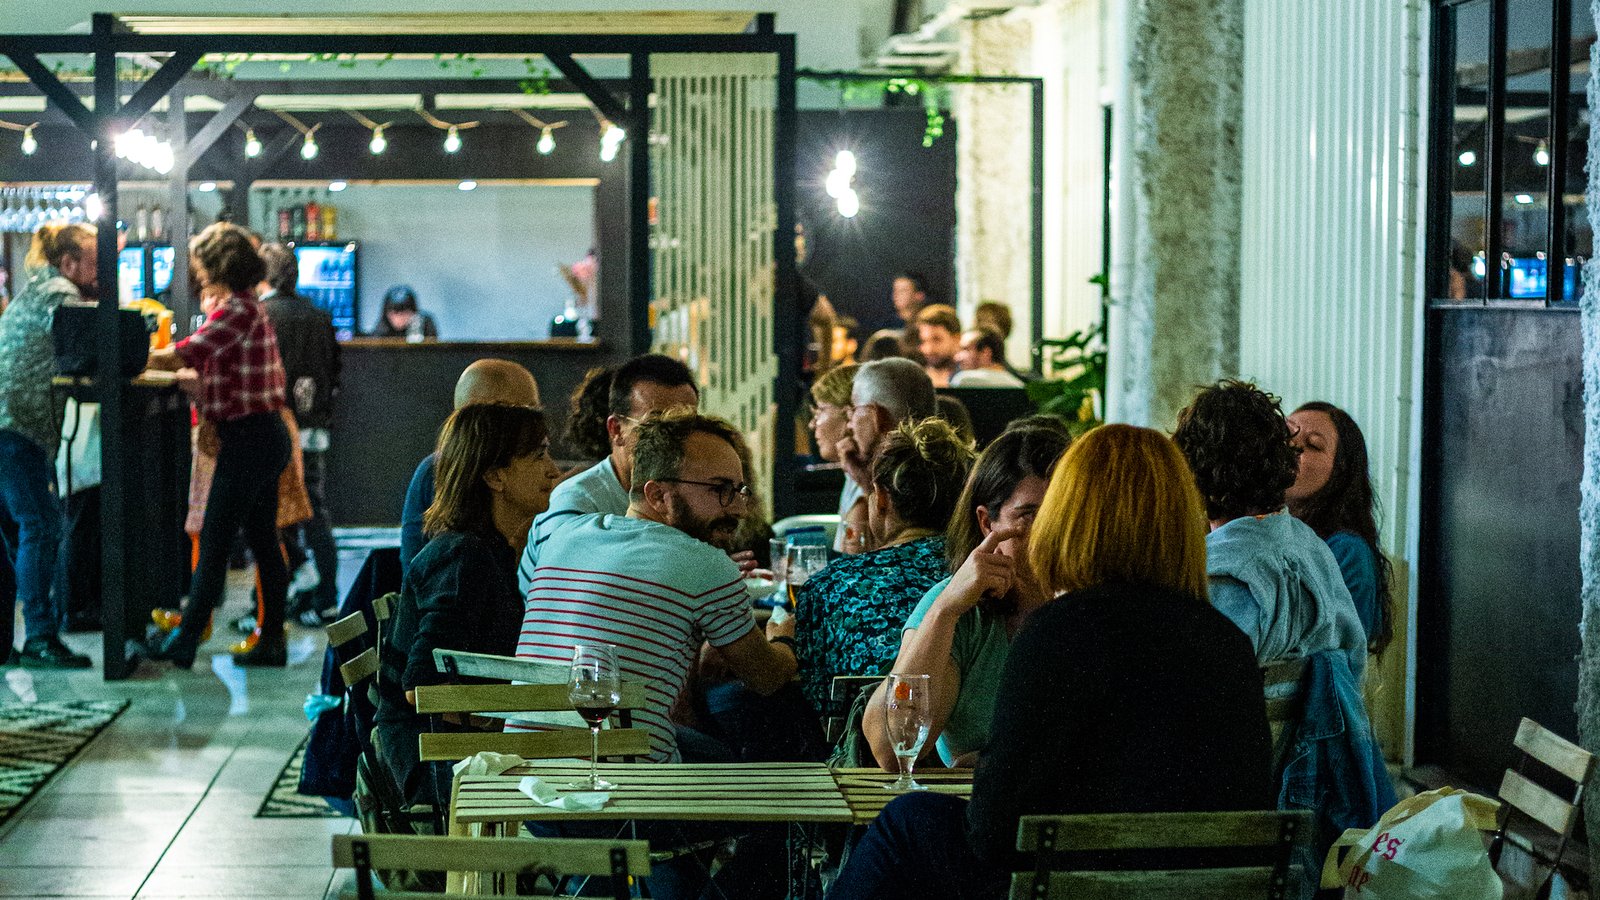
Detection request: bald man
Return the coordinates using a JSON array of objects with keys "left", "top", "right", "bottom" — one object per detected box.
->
[{"left": 398, "top": 359, "right": 540, "bottom": 574}]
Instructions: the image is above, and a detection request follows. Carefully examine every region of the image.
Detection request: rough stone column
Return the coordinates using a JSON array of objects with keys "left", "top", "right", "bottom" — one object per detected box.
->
[
  {"left": 1578, "top": 4, "right": 1600, "bottom": 867},
  {"left": 1114, "top": 0, "right": 1243, "bottom": 428}
]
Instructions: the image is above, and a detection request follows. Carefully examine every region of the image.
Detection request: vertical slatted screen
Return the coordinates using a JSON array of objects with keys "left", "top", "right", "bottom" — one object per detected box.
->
[
  {"left": 1238, "top": 0, "right": 1426, "bottom": 758},
  {"left": 649, "top": 54, "right": 779, "bottom": 514}
]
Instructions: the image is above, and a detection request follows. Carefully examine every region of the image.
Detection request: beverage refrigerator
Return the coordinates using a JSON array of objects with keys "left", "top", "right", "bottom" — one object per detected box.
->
[{"left": 291, "top": 241, "right": 359, "bottom": 341}]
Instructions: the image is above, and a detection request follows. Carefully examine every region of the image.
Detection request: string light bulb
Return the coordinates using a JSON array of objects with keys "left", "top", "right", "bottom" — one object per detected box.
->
[
  {"left": 444, "top": 125, "right": 462, "bottom": 153},
  {"left": 1535, "top": 139, "right": 1551, "bottom": 167},
  {"left": 300, "top": 131, "right": 319, "bottom": 160},
  {"left": 369, "top": 125, "right": 388, "bottom": 155},
  {"left": 20, "top": 124, "right": 37, "bottom": 156},
  {"left": 537, "top": 126, "right": 556, "bottom": 155},
  {"left": 826, "top": 149, "right": 859, "bottom": 218},
  {"left": 244, "top": 128, "right": 262, "bottom": 158},
  {"left": 84, "top": 193, "right": 102, "bottom": 222},
  {"left": 599, "top": 122, "right": 625, "bottom": 162}
]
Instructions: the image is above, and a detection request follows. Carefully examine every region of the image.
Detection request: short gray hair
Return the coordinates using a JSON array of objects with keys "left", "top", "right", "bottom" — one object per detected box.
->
[{"left": 852, "top": 358, "right": 936, "bottom": 423}]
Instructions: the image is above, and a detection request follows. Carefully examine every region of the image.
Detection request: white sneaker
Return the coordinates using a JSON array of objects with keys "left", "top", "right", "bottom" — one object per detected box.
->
[{"left": 289, "top": 560, "right": 320, "bottom": 595}]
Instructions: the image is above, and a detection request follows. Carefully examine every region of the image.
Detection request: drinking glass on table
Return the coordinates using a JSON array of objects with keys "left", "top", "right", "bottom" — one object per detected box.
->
[
  {"left": 883, "top": 674, "right": 932, "bottom": 792},
  {"left": 785, "top": 544, "right": 829, "bottom": 609},
  {"left": 568, "top": 643, "right": 622, "bottom": 790}
]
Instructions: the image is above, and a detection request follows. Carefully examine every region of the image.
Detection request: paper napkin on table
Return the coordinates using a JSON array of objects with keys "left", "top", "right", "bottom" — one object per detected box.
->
[
  {"left": 452, "top": 751, "right": 526, "bottom": 777},
  {"left": 518, "top": 776, "right": 611, "bottom": 810}
]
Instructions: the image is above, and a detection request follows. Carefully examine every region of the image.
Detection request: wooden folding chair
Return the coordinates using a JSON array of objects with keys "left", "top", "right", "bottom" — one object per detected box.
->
[
  {"left": 1488, "top": 717, "right": 1596, "bottom": 898},
  {"left": 416, "top": 649, "right": 650, "bottom": 763},
  {"left": 825, "top": 675, "right": 885, "bottom": 744},
  {"left": 1261, "top": 658, "right": 1308, "bottom": 773},
  {"left": 1011, "top": 809, "right": 1312, "bottom": 900},
  {"left": 332, "top": 832, "right": 650, "bottom": 900},
  {"left": 327, "top": 610, "right": 379, "bottom": 691}
]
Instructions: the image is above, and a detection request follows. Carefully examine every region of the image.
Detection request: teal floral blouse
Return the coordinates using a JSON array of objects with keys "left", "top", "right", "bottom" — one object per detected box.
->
[{"left": 795, "top": 535, "right": 949, "bottom": 717}]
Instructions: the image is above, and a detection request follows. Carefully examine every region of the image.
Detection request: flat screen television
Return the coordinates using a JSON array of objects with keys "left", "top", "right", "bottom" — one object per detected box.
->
[
  {"left": 151, "top": 246, "right": 174, "bottom": 294},
  {"left": 1508, "top": 257, "right": 1579, "bottom": 301},
  {"left": 293, "top": 241, "right": 358, "bottom": 341},
  {"left": 117, "top": 247, "right": 144, "bottom": 304}
]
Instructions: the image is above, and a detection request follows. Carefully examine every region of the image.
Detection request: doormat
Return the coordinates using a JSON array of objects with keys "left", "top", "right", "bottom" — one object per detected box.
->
[
  {"left": 0, "top": 698, "right": 128, "bottom": 827},
  {"left": 256, "top": 733, "right": 345, "bottom": 818}
]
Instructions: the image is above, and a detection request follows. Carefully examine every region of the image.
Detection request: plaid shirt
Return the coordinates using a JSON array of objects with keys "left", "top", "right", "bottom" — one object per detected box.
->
[{"left": 175, "top": 293, "right": 286, "bottom": 422}]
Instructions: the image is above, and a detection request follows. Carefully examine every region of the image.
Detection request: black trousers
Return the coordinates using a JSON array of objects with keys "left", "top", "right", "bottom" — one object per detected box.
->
[{"left": 177, "top": 412, "right": 290, "bottom": 649}]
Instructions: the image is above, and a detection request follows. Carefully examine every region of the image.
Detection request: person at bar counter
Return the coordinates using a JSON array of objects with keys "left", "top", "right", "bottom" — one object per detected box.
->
[
  {"left": 914, "top": 303, "right": 962, "bottom": 387},
  {"left": 371, "top": 284, "right": 438, "bottom": 341},
  {"left": 514, "top": 409, "right": 796, "bottom": 900},
  {"left": 828, "top": 424, "right": 1273, "bottom": 900},
  {"left": 146, "top": 223, "right": 291, "bottom": 668},
  {"left": 0, "top": 222, "right": 97, "bottom": 668},
  {"left": 259, "top": 243, "right": 342, "bottom": 626},
  {"left": 376, "top": 403, "right": 561, "bottom": 813},
  {"left": 862, "top": 420, "right": 1071, "bottom": 769},
  {"left": 517, "top": 353, "right": 713, "bottom": 590},
  {"left": 398, "top": 359, "right": 540, "bottom": 576}
]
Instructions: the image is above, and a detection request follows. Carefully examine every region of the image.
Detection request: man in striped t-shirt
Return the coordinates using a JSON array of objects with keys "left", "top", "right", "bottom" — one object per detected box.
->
[{"left": 515, "top": 410, "right": 797, "bottom": 762}]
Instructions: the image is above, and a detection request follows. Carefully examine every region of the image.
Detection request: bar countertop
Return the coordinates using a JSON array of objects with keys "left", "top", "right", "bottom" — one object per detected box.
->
[{"left": 341, "top": 337, "right": 605, "bottom": 352}]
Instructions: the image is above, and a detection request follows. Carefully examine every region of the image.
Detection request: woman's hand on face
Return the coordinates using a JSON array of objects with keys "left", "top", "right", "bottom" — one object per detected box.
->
[
  {"left": 940, "top": 527, "right": 1020, "bottom": 615},
  {"left": 835, "top": 434, "right": 871, "bottom": 487}
]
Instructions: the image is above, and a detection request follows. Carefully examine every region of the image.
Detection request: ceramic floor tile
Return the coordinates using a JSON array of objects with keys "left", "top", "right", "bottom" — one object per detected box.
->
[
  {"left": 135, "top": 866, "right": 336, "bottom": 898},
  {"left": 0, "top": 867, "right": 147, "bottom": 898}
]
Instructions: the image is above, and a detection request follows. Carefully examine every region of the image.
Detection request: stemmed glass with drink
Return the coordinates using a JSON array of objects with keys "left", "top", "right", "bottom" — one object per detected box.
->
[
  {"left": 567, "top": 643, "right": 622, "bottom": 790},
  {"left": 883, "top": 673, "right": 932, "bottom": 792}
]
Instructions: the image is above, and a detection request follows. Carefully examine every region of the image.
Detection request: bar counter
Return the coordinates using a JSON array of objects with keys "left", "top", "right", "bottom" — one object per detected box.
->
[{"left": 327, "top": 337, "right": 621, "bottom": 526}]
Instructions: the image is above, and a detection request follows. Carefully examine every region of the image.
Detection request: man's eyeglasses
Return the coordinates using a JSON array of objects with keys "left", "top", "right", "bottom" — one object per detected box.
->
[{"left": 657, "top": 478, "right": 753, "bottom": 507}]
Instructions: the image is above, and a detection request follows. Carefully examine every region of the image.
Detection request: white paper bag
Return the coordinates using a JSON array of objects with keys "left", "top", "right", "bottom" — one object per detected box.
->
[{"left": 1321, "top": 787, "right": 1503, "bottom": 899}]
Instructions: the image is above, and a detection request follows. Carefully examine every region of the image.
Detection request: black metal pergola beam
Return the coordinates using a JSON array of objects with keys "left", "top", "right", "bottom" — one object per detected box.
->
[
  {"left": 116, "top": 48, "right": 201, "bottom": 126},
  {"left": 179, "top": 89, "right": 258, "bottom": 169},
  {"left": 0, "top": 32, "right": 794, "bottom": 57},
  {"left": 544, "top": 52, "right": 628, "bottom": 125},
  {"left": 2, "top": 52, "right": 95, "bottom": 133}
]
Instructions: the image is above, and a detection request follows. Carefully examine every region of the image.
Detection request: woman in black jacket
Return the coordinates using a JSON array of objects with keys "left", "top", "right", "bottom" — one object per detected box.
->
[
  {"left": 374, "top": 402, "right": 561, "bottom": 810},
  {"left": 828, "top": 424, "right": 1274, "bottom": 900}
]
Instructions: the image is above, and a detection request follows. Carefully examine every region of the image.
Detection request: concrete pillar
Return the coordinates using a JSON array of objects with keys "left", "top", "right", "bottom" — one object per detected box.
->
[{"left": 1577, "top": 2, "right": 1600, "bottom": 865}]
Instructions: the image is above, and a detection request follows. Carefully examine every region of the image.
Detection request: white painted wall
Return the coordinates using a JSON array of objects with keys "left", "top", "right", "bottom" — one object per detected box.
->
[{"left": 1236, "top": 0, "right": 1429, "bottom": 760}]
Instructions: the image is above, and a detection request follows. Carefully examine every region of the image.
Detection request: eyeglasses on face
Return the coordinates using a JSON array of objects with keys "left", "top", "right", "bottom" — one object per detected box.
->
[{"left": 657, "top": 478, "right": 753, "bottom": 507}]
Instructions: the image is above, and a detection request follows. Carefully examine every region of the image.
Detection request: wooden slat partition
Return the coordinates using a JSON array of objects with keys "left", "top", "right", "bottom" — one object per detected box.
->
[
  {"left": 414, "top": 682, "right": 647, "bottom": 715},
  {"left": 1498, "top": 769, "right": 1579, "bottom": 837},
  {"left": 1015, "top": 810, "right": 1302, "bottom": 852},
  {"left": 1513, "top": 717, "right": 1596, "bottom": 784},
  {"left": 1008, "top": 867, "right": 1290, "bottom": 900},
  {"left": 339, "top": 647, "right": 379, "bottom": 686},
  {"left": 418, "top": 728, "right": 650, "bottom": 762},
  {"left": 325, "top": 611, "right": 367, "bottom": 649},
  {"left": 331, "top": 833, "right": 650, "bottom": 875}
]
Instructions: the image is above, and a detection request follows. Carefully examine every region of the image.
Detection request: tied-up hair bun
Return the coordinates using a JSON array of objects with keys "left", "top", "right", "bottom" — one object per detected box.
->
[{"left": 871, "top": 417, "right": 977, "bottom": 531}]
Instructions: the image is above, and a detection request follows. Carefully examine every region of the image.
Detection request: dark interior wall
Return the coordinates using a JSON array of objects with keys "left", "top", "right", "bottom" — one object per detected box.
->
[
  {"left": 795, "top": 108, "right": 957, "bottom": 338},
  {"left": 1418, "top": 307, "right": 1583, "bottom": 787}
]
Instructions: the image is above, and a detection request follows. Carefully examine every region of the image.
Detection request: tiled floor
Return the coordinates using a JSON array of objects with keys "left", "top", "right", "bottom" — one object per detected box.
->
[{"left": 0, "top": 566, "right": 366, "bottom": 899}]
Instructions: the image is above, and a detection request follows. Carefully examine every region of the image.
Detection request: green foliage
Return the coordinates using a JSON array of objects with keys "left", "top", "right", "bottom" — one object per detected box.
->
[
  {"left": 1028, "top": 322, "right": 1107, "bottom": 436},
  {"left": 812, "top": 75, "right": 951, "bottom": 147}
]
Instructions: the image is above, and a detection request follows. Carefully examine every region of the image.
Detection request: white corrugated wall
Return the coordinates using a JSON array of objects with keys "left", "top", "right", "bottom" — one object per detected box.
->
[{"left": 1237, "top": 0, "right": 1428, "bottom": 760}]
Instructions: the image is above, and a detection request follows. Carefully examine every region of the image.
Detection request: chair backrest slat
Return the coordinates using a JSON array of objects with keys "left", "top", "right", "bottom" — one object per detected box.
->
[
  {"left": 331, "top": 833, "right": 650, "bottom": 876},
  {"left": 326, "top": 611, "right": 368, "bottom": 649},
  {"left": 830, "top": 675, "right": 884, "bottom": 702},
  {"left": 434, "top": 648, "right": 568, "bottom": 683},
  {"left": 1016, "top": 811, "right": 1304, "bottom": 852},
  {"left": 418, "top": 727, "right": 652, "bottom": 762},
  {"left": 340, "top": 647, "right": 379, "bottom": 686},
  {"left": 371, "top": 592, "right": 393, "bottom": 623},
  {"left": 414, "top": 682, "right": 646, "bottom": 715},
  {"left": 1009, "top": 866, "right": 1285, "bottom": 900},
  {"left": 1513, "top": 717, "right": 1596, "bottom": 784},
  {"left": 1499, "top": 768, "right": 1579, "bottom": 837}
]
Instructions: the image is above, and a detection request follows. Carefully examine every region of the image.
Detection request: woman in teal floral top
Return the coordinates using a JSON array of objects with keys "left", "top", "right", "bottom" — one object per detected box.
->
[{"left": 795, "top": 418, "right": 974, "bottom": 717}]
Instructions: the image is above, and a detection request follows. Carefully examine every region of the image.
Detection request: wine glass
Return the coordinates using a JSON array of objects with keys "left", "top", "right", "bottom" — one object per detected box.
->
[
  {"left": 883, "top": 674, "right": 932, "bottom": 792},
  {"left": 567, "top": 643, "right": 622, "bottom": 790},
  {"left": 785, "top": 544, "right": 829, "bottom": 609}
]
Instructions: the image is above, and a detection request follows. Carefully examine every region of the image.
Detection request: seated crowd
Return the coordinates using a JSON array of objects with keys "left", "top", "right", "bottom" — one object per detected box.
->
[{"left": 363, "top": 340, "right": 1397, "bottom": 898}]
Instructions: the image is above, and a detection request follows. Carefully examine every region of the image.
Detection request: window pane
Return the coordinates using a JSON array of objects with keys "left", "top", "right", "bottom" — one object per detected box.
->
[
  {"left": 1447, "top": 0, "right": 1490, "bottom": 300},
  {"left": 1561, "top": 2, "right": 1594, "bottom": 299},
  {"left": 1500, "top": 0, "right": 1553, "bottom": 300}
]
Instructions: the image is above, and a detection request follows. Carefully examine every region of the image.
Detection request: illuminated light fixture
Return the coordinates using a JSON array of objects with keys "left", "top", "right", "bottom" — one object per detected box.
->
[
  {"left": 1535, "top": 139, "right": 1551, "bottom": 167},
  {"left": 1457, "top": 149, "right": 1476, "bottom": 167},
  {"left": 369, "top": 125, "right": 388, "bottom": 155},
  {"left": 328, "top": 180, "right": 348, "bottom": 192},
  {"left": 197, "top": 181, "right": 217, "bottom": 193},
  {"left": 113, "top": 127, "right": 175, "bottom": 174},
  {"left": 837, "top": 189, "right": 860, "bottom": 218},
  {"left": 444, "top": 125, "right": 462, "bottom": 153},
  {"left": 510, "top": 109, "right": 566, "bottom": 158},
  {"left": 84, "top": 192, "right": 103, "bottom": 222},
  {"left": 244, "top": 128, "right": 262, "bottom": 158},
  {"left": 458, "top": 179, "right": 477, "bottom": 191},
  {"left": 300, "top": 130, "right": 320, "bottom": 160},
  {"left": 1471, "top": 251, "right": 1487, "bottom": 279},
  {"left": 826, "top": 149, "right": 859, "bottom": 218},
  {"left": 537, "top": 126, "right": 556, "bottom": 155},
  {"left": 599, "top": 122, "right": 625, "bottom": 162},
  {"left": 20, "top": 124, "right": 37, "bottom": 156},
  {"left": 1514, "top": 193, "right": 1534, "bottom": 205}
]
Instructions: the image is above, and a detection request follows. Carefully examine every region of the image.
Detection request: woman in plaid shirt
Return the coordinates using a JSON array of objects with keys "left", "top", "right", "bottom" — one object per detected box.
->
[{"left": 148, "top": 223, "right": 291, "bottom": 668}]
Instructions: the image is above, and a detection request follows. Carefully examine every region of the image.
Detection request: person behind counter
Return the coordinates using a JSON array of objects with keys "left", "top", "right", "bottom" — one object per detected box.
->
[
  {"left": 371, "top": 284, "right": 438, "bottom": 341},
  {"left": 146, "top": 223, "right": 292, "bottom": 669},
  {"left": 0, "top": 222, "right": 98, "bottom": 669}
]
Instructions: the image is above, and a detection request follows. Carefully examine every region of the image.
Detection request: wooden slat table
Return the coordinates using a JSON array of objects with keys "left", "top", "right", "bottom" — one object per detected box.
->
[
  {"left": 454, "top": 761, "right": 856, "bottom": 827},
  {"left": 830, "top": 768, "right": 975, "bottom": 825}
]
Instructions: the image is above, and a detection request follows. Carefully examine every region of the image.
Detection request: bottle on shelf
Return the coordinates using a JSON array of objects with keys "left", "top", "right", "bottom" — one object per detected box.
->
[
  {"left": 133, "top": 203, "right": 150, "bottom": 243},
  {"left": 149, "top": 205, "right": 165, "bottom": 243},
  {"left": 305, "top": 193, "right": 321, "bottom": 241},
  {"left": 277, "top": 190, "right": 292, "bottom": 242},
  {"left": 320, "top": 202, "right": 337, "bottom": 242},
  {"left": 290, "top": 191, "right": 306, "bottom": 241}
]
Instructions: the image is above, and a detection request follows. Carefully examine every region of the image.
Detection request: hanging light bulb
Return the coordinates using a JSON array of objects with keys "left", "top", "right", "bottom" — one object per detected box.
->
[
  {"left": 1457, "top": 149, "right": 1476, "bottom": 167},
  {"left": 1535, "top": 139, "right": 1551, "bottom": 167},
  {"left": 369, "top": 124, "right": 388, "bottom": 155},
  {"left": 244, "top": 128, "right": 262, "bottom": 158},
  {"left": 599, "top": 122, "right": 625, "bottom": 162},
  {"left": 21, "top": 124, "right": 37, "bottom": 156},
  {"left": 827, "top": 148, "right": 859, "bottom": 216},
  {"left": 84, "top": 192, "right": 103, "bottom": 222},
  {"left": 444, "top": 125, "right": 462, "bottom": 153},
  {"left": 300, "top": 131, "right": 319, "bottom": 160},
  {"left": 837, "top": 188, "right": 860, "bottom": 218},
  {"left": 537, "top": 126, "right": 556, "bottom": 155}
]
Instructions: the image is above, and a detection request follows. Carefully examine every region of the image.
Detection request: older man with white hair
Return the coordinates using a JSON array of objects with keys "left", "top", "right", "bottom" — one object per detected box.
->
[{"left": 833, "top": 357, "right": 937, "bottom": 552}]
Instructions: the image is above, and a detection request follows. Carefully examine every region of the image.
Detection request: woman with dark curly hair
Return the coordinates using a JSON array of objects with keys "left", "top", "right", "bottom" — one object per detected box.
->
[
  {"left": 1172, "top": 380, "right": 1366, "bottom": 676},
  {"left": 564, "top": 364, "right": 615, "bottom": 463},
  {"left": 1286, "top": 402, "right": 1394, "bottom": 657}
]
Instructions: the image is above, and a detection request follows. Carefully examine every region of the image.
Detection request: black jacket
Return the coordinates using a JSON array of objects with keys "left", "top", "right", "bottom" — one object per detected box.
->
[
  {"left": 262, "top": 290, "right": 341, "bottom": 430},
  {"left": 966, "top": 581, "right": 1274, "bottom": 866}
]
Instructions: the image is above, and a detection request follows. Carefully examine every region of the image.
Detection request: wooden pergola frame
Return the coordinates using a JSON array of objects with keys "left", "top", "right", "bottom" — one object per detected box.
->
[{"left": 0, "top": 12, "right": 799, "bottom": 678}]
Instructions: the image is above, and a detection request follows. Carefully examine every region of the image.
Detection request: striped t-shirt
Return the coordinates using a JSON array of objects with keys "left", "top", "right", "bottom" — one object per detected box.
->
[{"left": 513, "top": 513, "right": 755, "bottom": 761}]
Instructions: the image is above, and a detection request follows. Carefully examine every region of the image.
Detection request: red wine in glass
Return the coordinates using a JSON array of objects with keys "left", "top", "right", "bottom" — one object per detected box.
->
[{"left": 574, "top": 703, "right": 616, "bottom": 727}]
